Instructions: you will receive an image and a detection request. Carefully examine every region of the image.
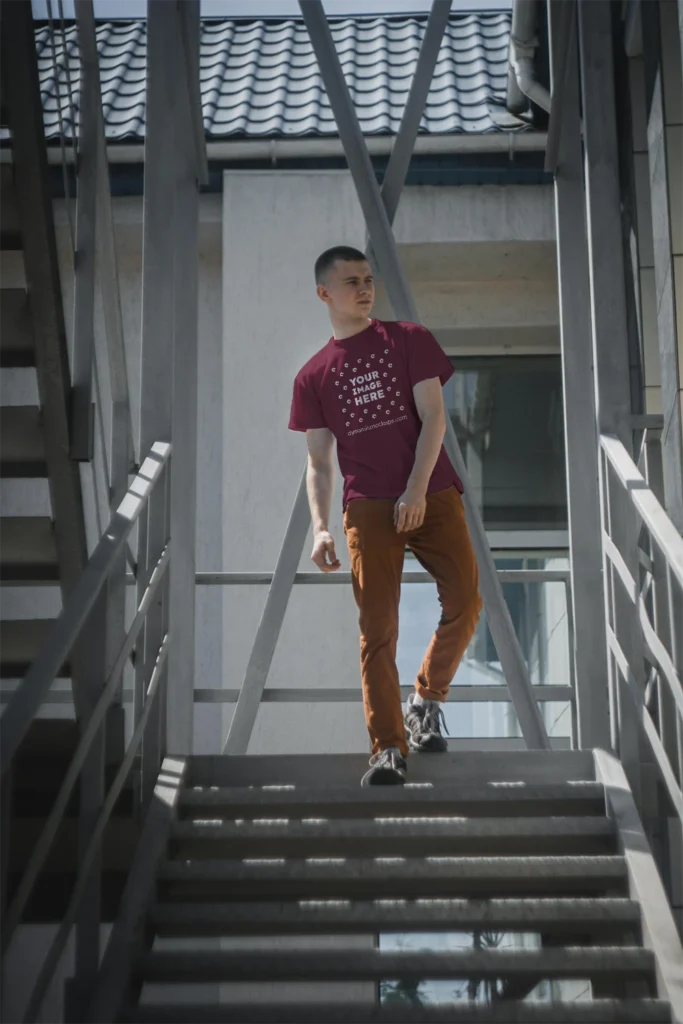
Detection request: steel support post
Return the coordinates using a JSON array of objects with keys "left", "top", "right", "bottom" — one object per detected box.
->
[
  {"left": 166, "top": 0, "right": 202, "bottom": 757},
  {"left": 71, "top": 2, "right": 97, "bottom": 463},
  {"left": 139, "top": 2, "right": 199, "bottom": 765},
  {"left": 679, "top": 0, "right": 683, "bottom": 95},
  {"left": 176, "top": 0, "right": 209, "bottom": 189},
  {"left": 548, "top": 0, "right": 610, "bottom": 750},
  {"left": 74, "top": 0, "right": 129, "bottom": 760},
  {"left": 641, "top": 0, "right": 683, "bottom": 534},
  {"left": 76, "top": 0, "right": 136, "bottom": 481},
  {"left": 578, "top": 0, "right": 645, "bottom": 795},
  {"left": 577, "top": 1, "right": 636, "bottom": 451},
  {"left": 301, "top": 0, "right": 549, "bottom": 750}
]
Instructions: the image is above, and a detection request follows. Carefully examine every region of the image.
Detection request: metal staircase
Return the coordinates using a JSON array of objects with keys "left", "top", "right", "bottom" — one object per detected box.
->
[
  {"left": 2, "top": 2, "right": 683, "bottom": 1022},
  {"left": 0, "top": 0, "right": 88, "bottom": 700},
  {"left": 87, "top": 748, "right": 681, "bottom": 1023}
]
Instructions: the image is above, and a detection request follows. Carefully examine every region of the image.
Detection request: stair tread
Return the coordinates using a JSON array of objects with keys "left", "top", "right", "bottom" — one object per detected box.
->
[
  {"left": 0, "top": 406, "right": 46, "bottom": 477},
  {"left": 160, "top": 854, "right": 628, "bottom": 899},
  {"left": 0, "top": 618, "right": 68, "bottom": 677},
  {"left": 136, "top": 945, "right": 655, "bottom": 983},
  {"left": 187, "top": 751, "right": 595, "bottom": 789},
  {"left": 0, "top": 516, "right": 58, "bottom": 580},
  {"left": 151, "top": 896, "right": 642, "bottom": 936},
  {"left": 0, "top": 289, "right": 33, "bottom": 367},
  {"left": 173, "top": 817, "right": 614, "bottom": 838},
  {"left": 180, "top": 781, "right": 605, "bottom": 818},
  {"left": 122, "top": 1001, "right": 673, "bottom": 1024},
  {"left": 162, "top": 855, "right": 626, "bottom": 880},
  {"left": 171, "top": 816, "right": 615, "bottom": 858}
]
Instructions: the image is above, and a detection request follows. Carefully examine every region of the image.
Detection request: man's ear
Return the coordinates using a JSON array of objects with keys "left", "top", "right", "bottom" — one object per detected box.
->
[{"left": 316, "top": 283, "right": 329, "bottom": 305}]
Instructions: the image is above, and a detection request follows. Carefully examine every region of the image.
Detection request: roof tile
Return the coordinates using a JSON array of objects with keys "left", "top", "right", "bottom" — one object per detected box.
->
[{"left": 15, "top": 11, "right": 522, "bottom": 142}]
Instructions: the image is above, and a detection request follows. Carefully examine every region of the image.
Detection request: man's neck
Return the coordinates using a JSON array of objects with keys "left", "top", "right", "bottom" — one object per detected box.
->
[{"left": 330, "top": 314, "right": 373, "bottom": 341}]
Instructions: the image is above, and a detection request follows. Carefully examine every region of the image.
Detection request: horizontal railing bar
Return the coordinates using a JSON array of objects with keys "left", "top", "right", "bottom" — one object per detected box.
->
[
  {"left": 0, "top": 543, "right": 170, "bottom": 954},
  {"left": 601, "top": 434, "right": 683, "bottom": 587},
  {"left": 608, "top": 628, "right": 683, "bottom": 823},
  {"left": 603, "top": 533, "right": 638, "bottom": 603},
  {"left": 604, "top": 533, "right": 662, "bottom": 672},
  {"left": 6, "top": 684, "right": 574, "bottom": 706},
  {"left": 21, "top": 633, "right": 170, "bottom": 1024},
  {"left": 630, "top": 414, "right": 665, "bottom": 430},
  {"left": 0, "top": 442, "right": 171, "bottom": 777},
  {"left": 196, "top": 685, "right": 575, "bottom": 704},
  {"left": 189, "top": 569, "right": 571, "bottom": 586}
]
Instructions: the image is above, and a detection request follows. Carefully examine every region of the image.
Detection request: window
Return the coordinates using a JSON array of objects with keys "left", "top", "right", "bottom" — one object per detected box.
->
[
  {"left": 398, "top": 553, "right": 573, "bottom": 743},
  {"left": 445, "top": 356, "right": 567, "bottom": 531}
]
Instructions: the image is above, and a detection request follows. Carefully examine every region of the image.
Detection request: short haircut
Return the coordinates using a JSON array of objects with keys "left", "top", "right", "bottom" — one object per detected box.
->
[{"left": 314, "top": 245, "right": 368, "bottom": 285}]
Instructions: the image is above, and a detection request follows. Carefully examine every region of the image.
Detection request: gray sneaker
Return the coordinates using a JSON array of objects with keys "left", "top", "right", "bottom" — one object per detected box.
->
[
  {"left": 404, "top": 692, "right": 449, "bottom": 752},
  {"left": 360, "top": 747, "right": 407, "bottom": 787}
]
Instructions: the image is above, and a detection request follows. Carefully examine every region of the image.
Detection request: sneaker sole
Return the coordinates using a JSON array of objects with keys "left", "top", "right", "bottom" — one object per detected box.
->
[
  {"left": 360, "top": 766, "right": 406, "bottom": 787},
  {"left": 407, "top": 731, "right": 448, "bottom": 753}
]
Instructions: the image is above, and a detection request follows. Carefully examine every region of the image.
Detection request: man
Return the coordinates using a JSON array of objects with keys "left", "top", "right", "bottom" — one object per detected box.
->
[{"left": 288, "top": 245, "right": 482, "bottom": 787}]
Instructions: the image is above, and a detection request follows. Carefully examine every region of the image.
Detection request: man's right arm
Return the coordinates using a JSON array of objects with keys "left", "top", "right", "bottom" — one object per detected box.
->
[{"left": 306, "top": 428, "right": 341, "bottom": 573}]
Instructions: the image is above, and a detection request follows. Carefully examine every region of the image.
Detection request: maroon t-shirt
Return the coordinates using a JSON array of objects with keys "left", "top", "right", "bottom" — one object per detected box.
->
[{"left": 288, "top": 319, "right": 463, "bottom": 512}]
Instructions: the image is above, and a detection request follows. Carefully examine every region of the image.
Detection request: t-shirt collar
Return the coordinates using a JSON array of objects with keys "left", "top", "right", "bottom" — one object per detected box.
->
[{"left": 330, "top": 318, "right": 377, "bottom": 347}]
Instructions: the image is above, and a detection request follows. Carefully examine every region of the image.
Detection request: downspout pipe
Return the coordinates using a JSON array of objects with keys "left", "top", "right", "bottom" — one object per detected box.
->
[{"left": 507, "top": 0, "right": 552, "bottom": 114}]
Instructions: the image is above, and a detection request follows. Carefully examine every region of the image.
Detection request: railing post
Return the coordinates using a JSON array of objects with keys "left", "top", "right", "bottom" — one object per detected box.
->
[
  {"left": 140, "top": 475, "right": 168, "bottom": 812},
  {"left": 578, "top": 0, "right": 647, "bottom": 796},
  {"left": 0, "top": 770, "right": 10, "bottom": 1007},
  {"left": 140, "top": 0, "right": 203, "bottom": 762},
  {"left": 548, "top": 0, "right": 611, "bottom": 751},
  {"left": 65, "top": 587, "right": 108, "bottom": 1022},
  {"left": 166, "top": 0, "right": 203, "bottom": 758},
  {"left": 601, "top": 452, "right": 644, "bottom": 807}
]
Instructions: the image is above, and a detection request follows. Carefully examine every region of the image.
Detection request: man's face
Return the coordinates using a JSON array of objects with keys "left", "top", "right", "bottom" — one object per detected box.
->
[{"left": 317, "top": 259, "right": 375, "bottom": 317}]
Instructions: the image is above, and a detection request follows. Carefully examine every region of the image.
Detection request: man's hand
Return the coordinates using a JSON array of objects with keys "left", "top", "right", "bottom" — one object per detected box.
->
[
  {"left": 311, "top": 530, "right": 341, "bottom": 573},
  {"left": 394, "top": 485, "right": 427, "bottom": 533}
]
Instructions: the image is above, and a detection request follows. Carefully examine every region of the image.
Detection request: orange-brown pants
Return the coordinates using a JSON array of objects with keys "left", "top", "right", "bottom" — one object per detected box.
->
[{"left": 343, "top": 484, "right": 482, "bottom": 757}]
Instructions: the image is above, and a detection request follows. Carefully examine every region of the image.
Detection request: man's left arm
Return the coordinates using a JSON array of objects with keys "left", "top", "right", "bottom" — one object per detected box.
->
[{"left": 394, "top": 377, "right": 446, "bottom": 532}]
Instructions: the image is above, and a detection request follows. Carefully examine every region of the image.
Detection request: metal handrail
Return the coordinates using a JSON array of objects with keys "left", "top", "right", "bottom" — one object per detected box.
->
[
  {"left": 600, "top": 433, "right": 683, "bottom": 823},
  {"left": 0, "top": 443, "right": 171, "bottom": 1021},
  {"left": 194, "top": 568, "right": 572, "bottom": 585},
  {"left": 22, "top": 634, "right": 170, "bottom": 1023},
  {"left": 1, "top": 543, "right": 170, "bottom": 951},
  {"left": 602, "top": 436, "right": 683, "bottom": 588},
  {"left": 0, "top": 442, "right": 170, "bottom": 776}
]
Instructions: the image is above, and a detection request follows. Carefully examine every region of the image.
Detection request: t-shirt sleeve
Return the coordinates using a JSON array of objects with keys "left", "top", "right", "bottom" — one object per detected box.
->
[
  {"left": 288, "top": 372, "right": 328, "bottom": 432},
  {"left": 402, "top": 322, "right": 454, "bottom": 388}
]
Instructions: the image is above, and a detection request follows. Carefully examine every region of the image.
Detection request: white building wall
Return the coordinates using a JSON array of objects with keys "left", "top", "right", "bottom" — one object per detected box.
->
[
  {"left": 220, "top": 171, "right": 558, "bottom": 757},
  {"left": 221, "top": 171, "right": 369, "bottom": 755}
]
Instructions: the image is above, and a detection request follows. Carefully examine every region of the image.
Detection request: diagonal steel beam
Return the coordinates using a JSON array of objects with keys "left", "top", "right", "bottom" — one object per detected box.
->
[
  {"left": 366, "top": 0, "right": 452, "bottom": 248},
  {"left": 301, "top": 0, "right": 550, "bottom": 750},
  {"left": 544, "top": 0, "right": 575, "bottom": 175},
  {"left": 223, "top": 466, "right": 311, "bottom": 754}
]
